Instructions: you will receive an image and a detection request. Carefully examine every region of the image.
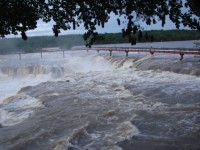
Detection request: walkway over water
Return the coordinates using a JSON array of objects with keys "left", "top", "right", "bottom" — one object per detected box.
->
[{"left": 77, "top": 47, "right": 200, "bottom": 60}]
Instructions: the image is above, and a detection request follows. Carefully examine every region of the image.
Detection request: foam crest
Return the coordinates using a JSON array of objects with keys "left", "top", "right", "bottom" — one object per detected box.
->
[
  {"left": 53, "top": 126, "right": 89, "bottom": 150},
  {"left": 59, "top": 120, "right": 139, "bottom": 150},
  {"left": 0, "top": 109, "right": 34, "bottom": 126},
  {"left": 67, "top": 54, "right": 113, "bottom": 73},
  {"left": 0, "top": 52, "right": 114, "bottom": 105},
  {"left": 0, "top": 65, "right": 65, "bottom": 78},
  {"left": 0, "top": 52, "right": 114, "bottom": 78},
  {"left": 53, "top": 139, "right": 72, "bottom": 150},
  {"left": 119, "top": 59, "right": 134, "bottom": 69},
  {"left": 0, "top": 93, "right": 44, "bottom": 126},
  {"left": 0, "top": 74, "right": 52, "bottom": 104},
  {"left": 105, "top": 121, "right": 140, "bottom": 142},
  {"left": 106, "top": 54, "right": 200, "bottom": 76}
]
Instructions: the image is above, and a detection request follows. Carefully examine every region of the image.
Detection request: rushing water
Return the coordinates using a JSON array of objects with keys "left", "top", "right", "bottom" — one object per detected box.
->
[{"left": 0, "top": 42, "right": 200, "bottom": 150}]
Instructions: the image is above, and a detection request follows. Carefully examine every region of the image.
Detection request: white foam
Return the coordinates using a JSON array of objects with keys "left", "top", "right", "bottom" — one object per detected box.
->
[
  {"left": 0, "top": 74, "right": 51, "bottom": 104},
  {"left": 105, "top": 121, "right": 140, "bottom": 143},
  {"left": 0, "top": 94, "right": 44, "bottom": 126},
  {"left": 3, "top": 93, "right": 44, "bottom": 109},
  {"left": 0, "top": 109, "right": 34, "bottom": 126},
  {"left": 53, "top": 138, "right": 72, "bottom": 150},
  {"left": 120, "top": 59, "right": 134, "bottom": 69}
]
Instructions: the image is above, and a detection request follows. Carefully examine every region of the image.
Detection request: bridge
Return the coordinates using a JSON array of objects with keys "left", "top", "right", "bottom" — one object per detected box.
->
[
  {"left": 2, "top": 46, "right": 200, "bottom": 61},
  {"left": 76, "top": 47, "right": 200, "bottom": 60}
]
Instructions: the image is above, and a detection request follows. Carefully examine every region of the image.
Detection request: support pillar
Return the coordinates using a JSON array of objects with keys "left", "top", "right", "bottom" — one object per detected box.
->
[
  {"left": 63, "top": 50, "right": 65, "bottom": 57},
  {"left": 125, "top": 50, "right": 129, "bottom": 57},
  {"left": 19, "top": 53, "right": 21, "bottom": 60},
  {"left": 180, "top": 53, "right": 184, "bottom": 61},
  {"left": 109, "top": 50, "right": 112, "bottom": 57},
  {"left": 150, "top": 50, "right": 154, "bottom": 55},
  {"left": 40, "top": 51, "right": 43, "bottom": 58}
]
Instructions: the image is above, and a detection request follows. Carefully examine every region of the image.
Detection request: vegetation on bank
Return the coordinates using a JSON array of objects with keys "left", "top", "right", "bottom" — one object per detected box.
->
[
  {"left": 0, "top": 35, "right": 85, "bottom": 54},
  {"left": 95, "top": 30, "right": 200, "bottom": 44},
  {"left": 0, "top": 30, "right": 199, "bottom": 54}
]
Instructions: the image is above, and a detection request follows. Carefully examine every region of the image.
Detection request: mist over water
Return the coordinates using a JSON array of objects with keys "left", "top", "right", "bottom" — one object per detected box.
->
[{"left": 0, "top": 42, "right": 200, "bottom": 150}]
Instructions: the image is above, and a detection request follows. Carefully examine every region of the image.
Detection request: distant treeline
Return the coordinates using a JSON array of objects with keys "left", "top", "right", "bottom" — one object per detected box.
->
[
  {"left": 0, "top": 30, "right": 199, "bottom": 54},
  {"left": 0, "top": 35, "right": 85, "bottom": 54},
  {"left": 95, "top": 30, "right": 200, "bottom": 44}
]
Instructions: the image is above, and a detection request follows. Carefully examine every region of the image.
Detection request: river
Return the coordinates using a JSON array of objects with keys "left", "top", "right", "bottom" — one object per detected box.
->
[{"left": 0, "top": 41, "right": 200, "bottom": 150}]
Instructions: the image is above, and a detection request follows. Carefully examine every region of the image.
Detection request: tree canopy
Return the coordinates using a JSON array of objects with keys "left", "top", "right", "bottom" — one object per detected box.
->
[{"left": 0, "top": 0, "right": 200, "bottom": 46}]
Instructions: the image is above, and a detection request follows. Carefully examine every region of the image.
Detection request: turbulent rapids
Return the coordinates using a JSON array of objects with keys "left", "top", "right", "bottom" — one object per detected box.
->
[{"left": 0, "top": 46, "right": 200, "bottom": 150}]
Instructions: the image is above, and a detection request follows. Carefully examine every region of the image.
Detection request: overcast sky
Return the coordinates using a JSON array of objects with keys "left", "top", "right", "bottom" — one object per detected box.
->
[{"left": 8, "top": 13, "right": 189, "bottom": 38}]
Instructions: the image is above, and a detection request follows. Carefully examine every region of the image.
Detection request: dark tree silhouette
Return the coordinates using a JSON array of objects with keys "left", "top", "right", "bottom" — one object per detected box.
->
[
  {"left": 150, "top": 35, "right": 154, "bottom": 43},
  {"left": 189, "top": 0, "right": 200, "bottom": 16},
  {"left": 0, "top": 0, "right": 199, "bottom": 46},
  {"left": 145, "top": 32, "right": 149, "bottom": 41},
  {"left": 138, "top": 30, "right": 143, "bottom": 42},
  {"left": 131, "top": 37, "right": 137, "bottom": 45}
]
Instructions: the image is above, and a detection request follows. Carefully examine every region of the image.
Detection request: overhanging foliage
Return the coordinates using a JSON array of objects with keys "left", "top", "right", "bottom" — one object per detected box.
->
[{"left": 0, "top": 0, "right": 200, "bottom": 46}]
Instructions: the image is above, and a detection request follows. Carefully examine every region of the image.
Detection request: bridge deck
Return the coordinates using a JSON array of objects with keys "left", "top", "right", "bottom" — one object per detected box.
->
[
  {"left": 85, "top": 47, "right": 200, "bottom": 55},
  {"left": 74, "top": 47, "right": 200, "bottom": 60}
]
